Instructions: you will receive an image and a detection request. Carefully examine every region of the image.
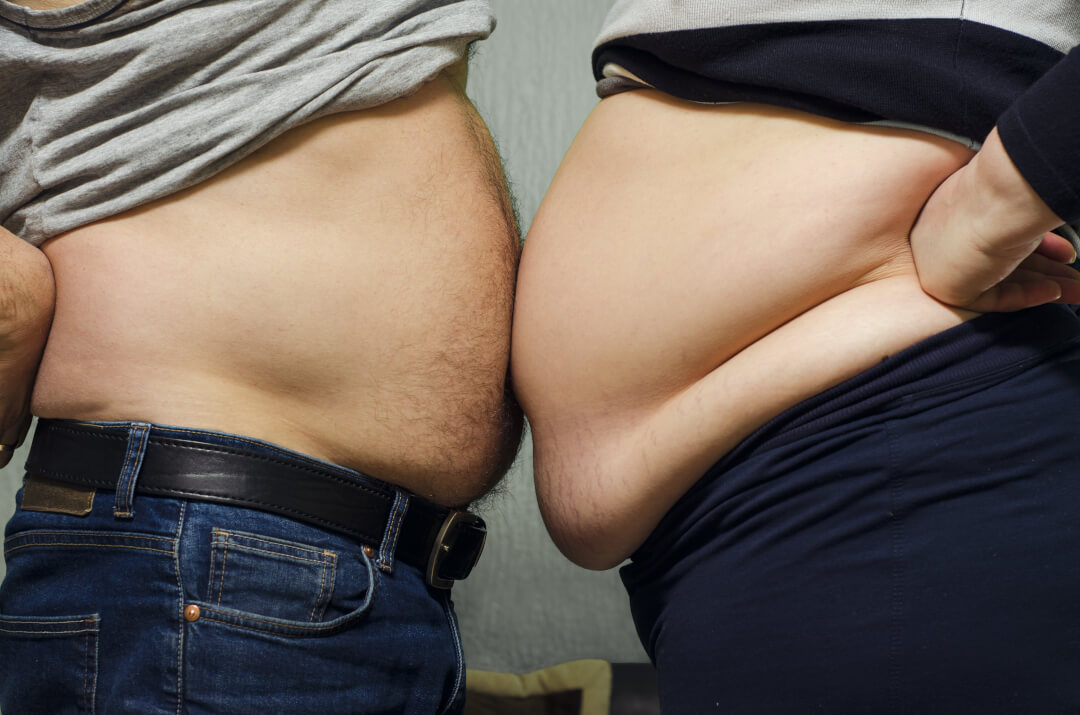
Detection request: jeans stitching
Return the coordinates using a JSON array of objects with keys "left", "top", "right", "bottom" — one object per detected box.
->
[
  {"left": 174, "top": 501, "right": 187, "bottom": 715},
  {"left": 114, "top": 428, "right": 139, "bottom": 516},
  {"left": 389, "top": 496, "right": 406, "bottom": 545},
  {"left": 194, "top": 605, "right": 348, "bottom": 633},
  {"left": 213, "top": 542, "right": 331, "bottom": 564},
  {"left": 5, "top": 531, "right": 173, "bottom": 544},
  {"left": 114, "top": 424, "right": 149, "bottom": 518},
  {"left": 123, "top": 425, "right": 149, "bottom": 514},
  {"left": 324, "top": 554, "right": 338, "bottom": 623},
  {"left": 310, "top": 560, "right": 327, "bottom": 623},
  {"left": 84, "top": 625, "right": 99, "bottom": 714},
  {"left": 437, "top": 592, "right": 465, "bottom": 715},
  {"left": 207, "top": 535, "right": 219, "bottom": 603},
  {"left": 0, "top": 614, "right": 98, "bottom": 625},
  {"left": 227, "top": 544, "right": 329, "bottom": 563},
  {"left": 206, "top": 529, "right": 342, "bottom": 619},
  {"left": 83, "top": 627, "right": 90, "bottom": 712},
  {"left": 217, "top": 532, "right": 230, "bottom": 606},
  {"left": 5, "top": 542, "right": 173, "bottom": 556},
  {"left": 195, "top": 616, "right": 340, "bottom": 638},
  {"left": 213, "top": 529, "right": 328, "bottom": 553},
  {"left": 0, "top": 619, "right": 105, "bottom": 706},
  {"left": 378, "top": 492, "right": 408, "bottom": 572},
  {"left": 0, "top": 624, "right": 97, "bottom": 634},
  {"left": 310, "top": 555, "right": 330, "bottom": 623},
  {"left": 90, "top": 625, "right": 99, "bottom": 715},
  {"left": 194, "top": 548, "right": 376, "bottom": 636}
]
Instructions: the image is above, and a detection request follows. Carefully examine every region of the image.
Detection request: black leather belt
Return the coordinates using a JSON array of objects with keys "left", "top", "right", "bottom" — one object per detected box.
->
[{"left": 26, "top": 419, "right": 486, "bottom": 589}]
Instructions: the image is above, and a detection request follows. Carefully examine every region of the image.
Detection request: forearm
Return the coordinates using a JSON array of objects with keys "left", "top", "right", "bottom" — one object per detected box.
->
[
  {"left": 910, "top": 45, "right": 1080, "bottom": 311},
  {"left": 964, "top": 45, "right": 1080, "bottom": 241},
  {"left": 964, "top": 128, "right": 1064, "bottom": 250},
  {"left": 0, "top": 227, "right": 55, "bottom": 463},
  {"left": 996, "top": 46, "right": 1080, "bottom": 228}
]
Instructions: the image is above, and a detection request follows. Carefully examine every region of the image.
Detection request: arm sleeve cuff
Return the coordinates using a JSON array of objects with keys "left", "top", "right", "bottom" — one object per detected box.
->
[{"left": 997, "top": 46, "right": 1080, "bottom": 225}]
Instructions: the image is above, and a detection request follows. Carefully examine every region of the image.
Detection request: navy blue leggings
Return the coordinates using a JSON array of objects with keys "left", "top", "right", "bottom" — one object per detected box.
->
[{"left": 621, "top": 304, "right": 1080, "bottom": 713}]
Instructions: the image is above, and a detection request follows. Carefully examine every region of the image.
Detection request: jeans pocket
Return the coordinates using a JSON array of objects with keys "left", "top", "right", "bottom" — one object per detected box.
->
[
  {"left": 195, "top": 528, "right": 375, "bottom": 638},
  {"left": 205, "top": 528, "right": 337, "bottom": 622},
  {"left": 0, "top": 613, "right": 100, "bottom": 714}
]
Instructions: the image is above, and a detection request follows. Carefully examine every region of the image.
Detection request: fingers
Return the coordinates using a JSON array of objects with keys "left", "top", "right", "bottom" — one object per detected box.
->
[
  {"left": 1019, "top": 251, "right": 1080, "bottom": 278},
  {"left": 0, "top": 441, "right": 15, "bottom": 469},
  {"left": 966, "top": 278, "right": 1061, "bottom": 313},
  {"left": 1055, "top": 277, "right": 1080, "bottom": 305},
  {"left": 1033, "top": 232, "right": 1079, "bottom": 264},
  {"left": 966, "top": 257, "right": 1080, "bottom": 312},
  {"left": 0, "top": 412, "right": 32, "bottom": 469}
]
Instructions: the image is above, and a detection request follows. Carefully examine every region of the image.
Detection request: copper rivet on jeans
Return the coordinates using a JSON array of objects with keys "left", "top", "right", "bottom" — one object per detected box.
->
[
  {"left": 184, "top": 605, "right": 201, "bottom": 623},
  {"left": 363, "top": 545, "right": 375, "bottom": 558}
]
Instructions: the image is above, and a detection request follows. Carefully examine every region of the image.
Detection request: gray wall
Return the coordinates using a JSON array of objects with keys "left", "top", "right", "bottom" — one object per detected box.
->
[
  {"left": 454, "top": 0, "right": 646, "bottom": 672},
  {"left": 0, "top": 440, "right": 25, "bottom": 584},
  {"left": 0, "top": 0, "right": 647, "bottom": 680}
]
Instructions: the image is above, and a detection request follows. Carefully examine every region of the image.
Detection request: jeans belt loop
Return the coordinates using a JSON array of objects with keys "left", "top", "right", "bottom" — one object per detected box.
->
[
  {"left": 26, "top": 419, "right": 489, "bottom": 587},
  {"left": 113, "top": 422, "right": 151, "bottom": 519},
  {"left": 377, "top": 491, "right": 409, "bottom": 574}
]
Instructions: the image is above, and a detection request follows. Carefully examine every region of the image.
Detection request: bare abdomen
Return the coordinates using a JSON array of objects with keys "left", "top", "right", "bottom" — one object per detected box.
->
[
  {"left": 513, "top": 92, "right": 978, "bottom": 567},
  {"left": 33, "top": 74, "right": 522, "bottom": 506}
]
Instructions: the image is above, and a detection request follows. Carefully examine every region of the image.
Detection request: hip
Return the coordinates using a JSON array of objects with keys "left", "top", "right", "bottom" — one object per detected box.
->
[
  {"left": 0, "top": 418, "right": 474, "bottom": 713},
  {"left": 514, "top": 92, "right": 981, "bottom": 567},
  {"left": 623, "top": 304, "right": 1080, "bottom": 713},
  {"left": 31, "top": 75, "right": 523, "bottom": 504}
]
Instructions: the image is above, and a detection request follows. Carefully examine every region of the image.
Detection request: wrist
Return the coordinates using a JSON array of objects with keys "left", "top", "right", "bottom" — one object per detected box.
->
[{"left": 965, "top": 128, "right": 1063, "bottom": 248}]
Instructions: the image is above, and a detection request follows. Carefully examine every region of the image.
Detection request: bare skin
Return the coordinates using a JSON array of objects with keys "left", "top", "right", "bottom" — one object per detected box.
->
[
  {"left": 512, "top": 91, "right": 1080, "bottom": 569},
  {"left": 910, "top": 127, "right": 1078, "bottom": 311},
  {"left": 0, "top": 234, "right": 53, "bottom": 467},
  {"left": 8, "top": 69, "right": 522, "bottom": 506}
]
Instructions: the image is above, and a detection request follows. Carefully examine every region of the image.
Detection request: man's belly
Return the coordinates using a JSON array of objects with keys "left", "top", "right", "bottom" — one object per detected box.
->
[
  {"left": 512, "top": 91, "right": 979, "bottom": 568},
  {"left": 32, "top": 74, "right": 522, "bottom": 507}
]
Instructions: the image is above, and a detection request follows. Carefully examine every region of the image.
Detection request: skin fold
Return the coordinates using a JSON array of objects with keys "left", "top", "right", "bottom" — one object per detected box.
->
[{"left": 513, "top": 91, "right": 1080, "bottom": 569}]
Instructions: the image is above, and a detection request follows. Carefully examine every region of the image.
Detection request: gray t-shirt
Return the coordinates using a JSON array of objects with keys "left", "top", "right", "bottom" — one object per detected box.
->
[{"left": 0, "top": 0, "right": 494, "bottom": 245}]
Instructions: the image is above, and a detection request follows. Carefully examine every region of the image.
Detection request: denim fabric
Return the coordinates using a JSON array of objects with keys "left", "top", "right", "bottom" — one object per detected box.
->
[{"left": 0, "top": 422, "right": 465, "bottom": 714}]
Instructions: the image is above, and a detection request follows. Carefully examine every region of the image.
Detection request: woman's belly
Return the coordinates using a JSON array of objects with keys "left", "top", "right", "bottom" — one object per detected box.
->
[
  {"left": 32, "top": 73, "right": 522, "bottom": 507},
  {"left": 512, "top": 91, "right": 978, "bottom": 568}
]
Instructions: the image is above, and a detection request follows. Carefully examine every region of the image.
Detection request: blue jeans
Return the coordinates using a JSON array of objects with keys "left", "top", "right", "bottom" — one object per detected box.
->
[{"left": 0, "top": 423, "right": 466, "bottom": 714}]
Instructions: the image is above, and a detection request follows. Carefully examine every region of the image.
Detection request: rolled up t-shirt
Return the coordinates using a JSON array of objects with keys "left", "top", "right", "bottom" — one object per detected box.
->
[{"left": 0, "top": 0, "right": 494, "bottom": 245}]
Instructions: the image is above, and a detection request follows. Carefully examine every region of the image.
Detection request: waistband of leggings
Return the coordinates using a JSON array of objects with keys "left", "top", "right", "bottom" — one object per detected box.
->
[
  {"left": 624, "top": 304, "right": 1080, "bottom": 574},
  {"left": 721, "top": 303, "right": 1080, "bottom": 467},
  {"left": 24, "top": 419, "right": 487, "bottom": 589}
]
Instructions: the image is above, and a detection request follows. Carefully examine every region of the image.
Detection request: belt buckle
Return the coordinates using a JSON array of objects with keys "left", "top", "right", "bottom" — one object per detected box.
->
[{"left": 426, "top": 510, "right": 487, "bottom": 589}]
